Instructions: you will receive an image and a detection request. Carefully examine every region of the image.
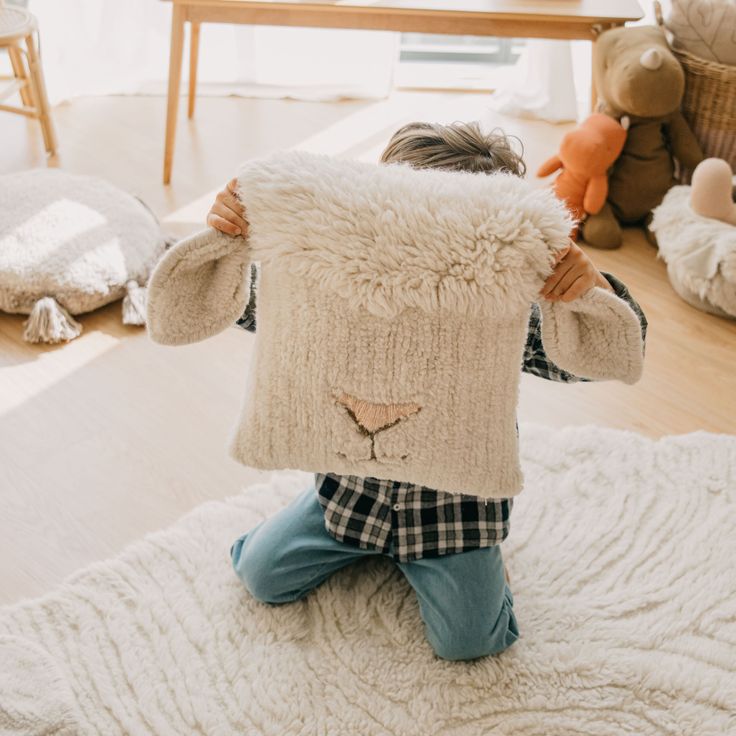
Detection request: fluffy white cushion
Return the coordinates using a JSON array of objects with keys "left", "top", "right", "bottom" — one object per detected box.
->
[
  {"left": 651, "top": 185, "right": 736, "bottom": 318},
  {"left": 0, "top": 169, "right": 168, "bottom": 342},
  {"left": 147, "top": 151, "right": 644, "bottom": 496}
]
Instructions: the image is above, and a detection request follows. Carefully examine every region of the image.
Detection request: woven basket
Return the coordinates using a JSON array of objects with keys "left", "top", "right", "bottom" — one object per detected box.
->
[{"left": 673, "top": 47, "right": 736, "bottom": 181}]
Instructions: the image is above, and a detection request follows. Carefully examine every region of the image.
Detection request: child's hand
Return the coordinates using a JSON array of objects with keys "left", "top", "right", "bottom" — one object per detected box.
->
[
  {"left": 206, "top": 178, "right": 249, "bottom": 237},
  {"left": 540, "top": 241, "right": 613, "bottom": 302}
]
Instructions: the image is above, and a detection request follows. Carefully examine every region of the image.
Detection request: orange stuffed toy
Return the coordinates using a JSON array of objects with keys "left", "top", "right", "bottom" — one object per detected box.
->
[{"left": 537, "top": 113, "right": 628, "bottom": 239}]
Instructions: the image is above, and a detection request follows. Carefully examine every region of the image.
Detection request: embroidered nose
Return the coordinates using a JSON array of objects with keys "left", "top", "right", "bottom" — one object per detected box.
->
[{"left": 337, "top": 392, "right": 421, "bottom": 434}]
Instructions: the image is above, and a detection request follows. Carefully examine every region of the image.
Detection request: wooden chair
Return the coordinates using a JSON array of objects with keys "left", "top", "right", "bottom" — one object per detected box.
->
[{"left": 0, "top": 0, "right": 57, "bottom": 155}]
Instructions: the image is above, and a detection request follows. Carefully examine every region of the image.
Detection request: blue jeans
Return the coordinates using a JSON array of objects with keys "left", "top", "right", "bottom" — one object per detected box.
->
[{"left": 230, "top": 487, "right": 519, "bottom": 661}]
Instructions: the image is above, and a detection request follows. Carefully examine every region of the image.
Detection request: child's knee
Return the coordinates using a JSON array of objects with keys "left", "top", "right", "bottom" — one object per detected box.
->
[
  {"left": 230, "top": 531, "right": 291, "bottom": 604},
  {"left": 429, "top": 593, "right": 519, "bottom": 661},
  {"left": 431, "top": 628, "right": 517, "bottom": 661}
]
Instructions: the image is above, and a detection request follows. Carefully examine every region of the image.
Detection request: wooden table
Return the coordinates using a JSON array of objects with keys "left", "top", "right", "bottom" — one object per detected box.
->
[{"left": 161, "top": 0, "right": 643, "bottom": 183}]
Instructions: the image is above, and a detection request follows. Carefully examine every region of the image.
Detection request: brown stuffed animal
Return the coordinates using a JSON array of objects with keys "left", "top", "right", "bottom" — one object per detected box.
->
[
  {"left": 582, "top": 25, "right": 704, "bottom": 249},
  {"left": 537, "top": 113, "right": 628, "bottom": 240}
]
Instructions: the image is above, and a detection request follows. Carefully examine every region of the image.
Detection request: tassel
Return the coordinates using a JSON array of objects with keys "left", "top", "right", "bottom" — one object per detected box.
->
[
  {"left": 122, "top": 280, "right": 147, "bottom": 325},
  {"left": 23, "top": 297, "right": 82, "bottom": 344}
]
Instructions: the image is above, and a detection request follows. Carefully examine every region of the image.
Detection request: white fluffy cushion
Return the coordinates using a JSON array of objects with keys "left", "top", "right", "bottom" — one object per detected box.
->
[
  {"left": 147, "top": 151, "right": 644, "bottom": 497},
  {"left": 0, "top": 169, "right": 168, "bottom": 342},
  {"left": 651, "top": 185, "right": 736, "bottom": 318}
]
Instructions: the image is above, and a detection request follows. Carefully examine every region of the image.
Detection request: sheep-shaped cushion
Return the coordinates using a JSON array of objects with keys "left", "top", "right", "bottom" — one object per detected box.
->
[
  {"left": 147, "top": 151, "right": 644, "bottom": 497},
  {"left": 650, "top": 158, "right": 736, "bottom": 318},
  {"left": 0, "top": 169, "right": 170, "bottom": 343}
]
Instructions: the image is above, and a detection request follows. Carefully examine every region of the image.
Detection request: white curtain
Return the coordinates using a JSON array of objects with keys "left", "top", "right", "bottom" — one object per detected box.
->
[
  {"left": 486, "top": 3, "right": 672, "bottom": 125},
  {"left": 25, "top": 0, "right": 399, "bottom": 105},
  {"left": 485, "top": 39, "right": 598, "bottom": 124}
]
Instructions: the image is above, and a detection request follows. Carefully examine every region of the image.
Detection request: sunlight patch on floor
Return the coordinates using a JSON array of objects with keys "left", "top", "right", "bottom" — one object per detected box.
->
[{"left": 0, "top": 329, "right": 119, "bottom": 416}]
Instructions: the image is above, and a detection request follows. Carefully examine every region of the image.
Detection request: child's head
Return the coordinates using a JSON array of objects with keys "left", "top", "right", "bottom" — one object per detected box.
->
[{"left": 380, "top": 121, "right": 526, "bottom": 177}]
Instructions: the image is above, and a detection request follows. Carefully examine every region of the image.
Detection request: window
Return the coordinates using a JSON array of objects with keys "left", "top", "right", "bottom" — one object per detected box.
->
[
  {"left": 397, "top": 34, "right": 524, "bottom": 90},
  {"left": 400, "top": 34, "right": 523, "bottom": 64}
]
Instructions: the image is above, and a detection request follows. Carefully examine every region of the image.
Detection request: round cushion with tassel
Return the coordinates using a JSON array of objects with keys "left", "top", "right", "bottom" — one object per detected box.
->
[{"left": 0, "top": 169, "right": 170, "bottom": 343}]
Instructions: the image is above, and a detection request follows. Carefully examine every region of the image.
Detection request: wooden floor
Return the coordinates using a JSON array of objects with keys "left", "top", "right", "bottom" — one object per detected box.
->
[{"left": 1, "top": 92, "right": 735, "bottom": 605}]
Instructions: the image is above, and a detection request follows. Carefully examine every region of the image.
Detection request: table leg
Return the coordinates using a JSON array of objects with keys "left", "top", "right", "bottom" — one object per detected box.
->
[
  {"left": 188, "top": 21, "right": 201, "bottom": 119},
  {"left": 589, "top": 23, "right": 604, "bottom": 113},
  {"left": 163, "top": 5, "right": 186, "bottom": 184},
  {"left": 590, "top": 22, "right": 617, "bottom": 113},
  {"left": 591, "top": 73, "right": 598, "bottom": 113}
]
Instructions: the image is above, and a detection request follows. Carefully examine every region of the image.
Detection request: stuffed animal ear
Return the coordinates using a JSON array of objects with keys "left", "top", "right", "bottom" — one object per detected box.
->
[
  {"left": 146, "top": 228, "right": 251, "bottom": 346},
  {"left": 539, "top": 287, "right": 644, "bottom": 384}
]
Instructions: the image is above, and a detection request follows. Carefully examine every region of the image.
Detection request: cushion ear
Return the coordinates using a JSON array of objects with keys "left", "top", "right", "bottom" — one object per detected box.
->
[
  {"left": 146, "top": 228, "right": 251, "bottom": 346},
  {"left": 539, "top": 287, "right": 644, "bottom": 384}
]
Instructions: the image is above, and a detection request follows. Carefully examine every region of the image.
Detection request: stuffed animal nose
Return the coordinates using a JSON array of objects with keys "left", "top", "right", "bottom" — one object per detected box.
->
[
  {"left": 639, "top": 48, "right": 663, "bottom": 70},
  {"left": 337, "top": 392, "right": 421, "bottom": 434}
]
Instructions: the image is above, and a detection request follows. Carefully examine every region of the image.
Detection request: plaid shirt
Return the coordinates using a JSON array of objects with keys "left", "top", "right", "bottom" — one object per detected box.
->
[{"left": 237, "top": 269, "right": 647, "bottom": 561}]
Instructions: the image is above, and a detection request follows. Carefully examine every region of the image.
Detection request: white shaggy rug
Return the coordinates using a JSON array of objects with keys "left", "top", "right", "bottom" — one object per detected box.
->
[{"left": 1, "top": 424, "right": 735, "bottom": 736}]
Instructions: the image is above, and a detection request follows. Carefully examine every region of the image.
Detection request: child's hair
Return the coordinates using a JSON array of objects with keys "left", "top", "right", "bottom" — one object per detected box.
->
[{"left": 380, "top": 121, "right": 526, "bottom": 177}]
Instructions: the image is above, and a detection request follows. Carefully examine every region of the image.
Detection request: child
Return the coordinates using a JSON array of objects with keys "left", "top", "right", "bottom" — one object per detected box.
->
[{"left": 206, "top": 121, "right": 648, "bottom": 661}]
